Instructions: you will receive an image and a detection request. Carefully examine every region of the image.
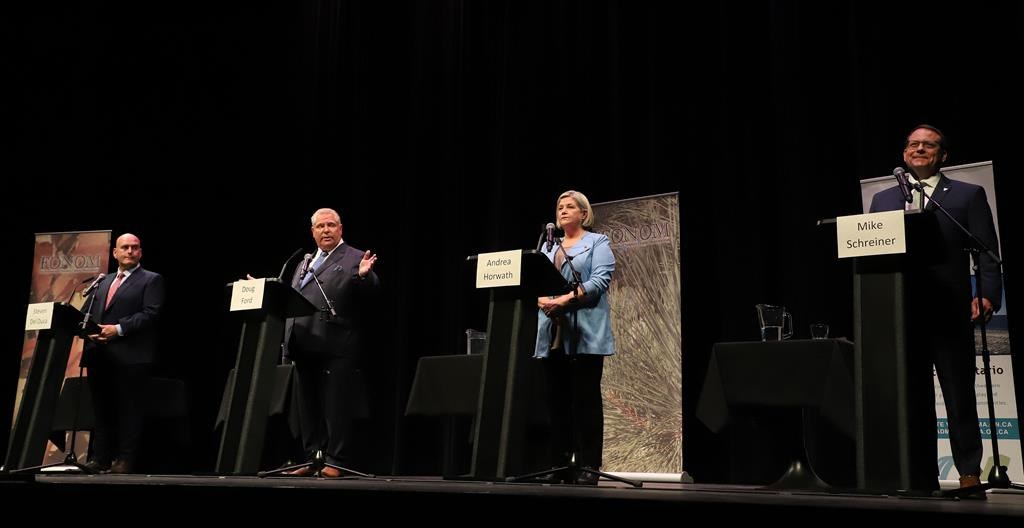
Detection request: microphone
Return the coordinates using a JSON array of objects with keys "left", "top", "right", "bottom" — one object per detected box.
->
[
  {"left": 298, "top": 253, "right": 313, "bottom": 281},
  {"left": 893, "top": 167, "right": 914, "bottom": 204},
  {"left": 81, "top": 273, "right": 106, "bottom": 297},
  {"left": 545, "top": 223, "right": 556, "bottom": 252}
]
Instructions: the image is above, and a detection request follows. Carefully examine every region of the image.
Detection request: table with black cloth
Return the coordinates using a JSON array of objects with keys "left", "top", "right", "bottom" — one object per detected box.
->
[
  {"left": 405, "top": 354, "right": 481, "bottom": 478},
  {"left": 405, "top": 354, "right": 550, "bottom": 479},
  {"left": 696, "top": 339, "right": 856, "bottom": 489},
  {"left": 406, "top": 355, "right": 484, "bottom": 417}
]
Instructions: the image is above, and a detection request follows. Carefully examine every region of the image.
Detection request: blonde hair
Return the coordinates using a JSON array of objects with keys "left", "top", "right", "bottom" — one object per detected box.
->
[{"left": 556, "top": 190, "right": 595, "bottom": 228}]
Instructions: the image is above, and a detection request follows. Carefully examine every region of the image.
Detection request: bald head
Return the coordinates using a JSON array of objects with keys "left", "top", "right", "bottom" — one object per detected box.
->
[{"left": 113, "top": 233, "right": 143, "bottom": 271}]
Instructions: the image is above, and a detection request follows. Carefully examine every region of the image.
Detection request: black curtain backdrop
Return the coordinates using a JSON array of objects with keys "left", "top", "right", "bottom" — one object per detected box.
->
[{"left": 3, "top": 1, "right": 1022, "bottom": 482}]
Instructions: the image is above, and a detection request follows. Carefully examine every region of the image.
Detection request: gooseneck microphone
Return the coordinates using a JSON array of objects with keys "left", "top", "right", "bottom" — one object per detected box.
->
[{"left": 81, "top": 273, "right": 106, "bottom": 297}]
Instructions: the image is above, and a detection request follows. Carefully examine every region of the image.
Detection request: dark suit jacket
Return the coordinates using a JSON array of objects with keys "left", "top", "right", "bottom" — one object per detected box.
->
[
  {"left": 284, "top": 243, "right": 380, "bottom": 360},
  {"left": 81, "top": 266, "right": 166, "bottom": 367},
  {"left": 869, "top": 173, "right": 1002, "bottom": 319}
]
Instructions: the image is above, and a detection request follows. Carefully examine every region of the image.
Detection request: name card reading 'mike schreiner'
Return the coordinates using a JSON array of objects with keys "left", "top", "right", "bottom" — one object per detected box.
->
[
  {"left": 476, "top": 250, "right": 522, "bottom": 288},
  {"left": 25, "top": 302, "right": 56, "bottom": 331},
  {"left": 836, "top": 210, "right": 906, "bottom": 259},
  {"left": 230, "top": 278, "right": 266, "bottom": 311}
]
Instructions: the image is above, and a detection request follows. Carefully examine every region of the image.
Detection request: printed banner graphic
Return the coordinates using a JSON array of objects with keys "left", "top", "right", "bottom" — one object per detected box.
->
[
  {"left": 13, "top": 231, "right": 111, "bottom": 465},
  {"left": 593, "top": 193, "right": 681, "bottom": 473}
]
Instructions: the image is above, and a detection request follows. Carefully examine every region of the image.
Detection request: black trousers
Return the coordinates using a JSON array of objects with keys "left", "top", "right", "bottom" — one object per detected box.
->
[
  {"left": 543, "top": 351, "right": 605, "bottom": 469},
  {"left": 293, "top": 354, "right": 360, "bottom": 464},
  {"left": 906, "top": 326, "right": 981, "bottom": 489},
  {"left": 87, "top": 361, "right": 151, "bottom": 466},
  {"left": 930, "top": 335, "right": 983, "bottom": 477}
]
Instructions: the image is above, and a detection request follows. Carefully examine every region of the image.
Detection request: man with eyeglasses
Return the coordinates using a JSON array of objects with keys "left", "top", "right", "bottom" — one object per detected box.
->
[{"left": 869, "top": 125, "right": 1001, "bottom": 498}]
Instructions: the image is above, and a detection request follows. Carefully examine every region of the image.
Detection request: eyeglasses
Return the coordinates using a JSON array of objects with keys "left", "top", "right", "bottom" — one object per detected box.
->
[{"left": 905, "top": 140, "right": 941, "bottom": 151}]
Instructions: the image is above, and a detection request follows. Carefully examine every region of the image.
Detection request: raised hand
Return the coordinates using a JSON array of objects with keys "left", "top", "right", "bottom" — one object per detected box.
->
[{"left": 359, "top": 250, "right": 378, "bottom": 277}]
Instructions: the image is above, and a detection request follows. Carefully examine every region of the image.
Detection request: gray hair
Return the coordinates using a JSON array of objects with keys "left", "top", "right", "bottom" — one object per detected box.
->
[{"left": 310, "top": 208, "right": 341, "bottom": 226}]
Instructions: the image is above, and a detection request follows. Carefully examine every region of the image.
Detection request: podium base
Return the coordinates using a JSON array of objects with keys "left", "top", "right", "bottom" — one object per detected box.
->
[{"left": 765, "top": 459, "right": 830, "bottom": 491}]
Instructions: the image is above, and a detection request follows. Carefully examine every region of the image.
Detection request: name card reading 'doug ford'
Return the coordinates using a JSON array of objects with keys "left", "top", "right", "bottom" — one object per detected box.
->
[
  {"left": 476, "top": 250, "right": 522, "bottom": 288},
  {"left": 836, "top": 210, "right": 906, "bottom": 258},
  {"left": 25, "top": 302, "right": 55, "bottom": 331},
  {"left": 230, "top": 278, "right": 266, "bottom": 311}
]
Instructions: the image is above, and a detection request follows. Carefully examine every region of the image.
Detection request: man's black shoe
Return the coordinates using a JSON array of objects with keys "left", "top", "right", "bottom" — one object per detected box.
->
[
  {"left": 529, "top": 468, "right": 566, "bottom": 484},
  {"left": 574, "top": 468, "right": 600, "bottom": 486},
  {"left": 83, "top": 461, "right": 110, "bottom": 474}
]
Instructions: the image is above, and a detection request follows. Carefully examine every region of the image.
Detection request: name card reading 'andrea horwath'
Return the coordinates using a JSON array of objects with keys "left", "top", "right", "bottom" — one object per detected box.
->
[
  {"left": 230, "top": 278, "right": 266, "bottom": 311},
  {"left": 476, "top": 250, "right": 522, "bottom": 288},
  {"left": 836, "top": 210, "right": 906, "bottom": 259}
]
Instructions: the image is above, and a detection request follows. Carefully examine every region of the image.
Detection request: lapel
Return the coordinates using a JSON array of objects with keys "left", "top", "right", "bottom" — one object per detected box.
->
[
  {"left": 313, "top": 244, "right": 347, "bottom": 281},
  {"left": 559, "top": 233, "right": 591, "bottom": 272},
  {"left": 103, "top": 268, "right": 138, "bottom": 312},
  {"left": 925, "top": 173, "right": 952, "bottom": 211}
]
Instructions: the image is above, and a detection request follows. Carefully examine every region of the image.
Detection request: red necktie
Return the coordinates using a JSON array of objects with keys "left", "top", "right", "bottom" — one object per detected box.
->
[{"left": 105, "top": 272, "right": 124, "bottom": 309}]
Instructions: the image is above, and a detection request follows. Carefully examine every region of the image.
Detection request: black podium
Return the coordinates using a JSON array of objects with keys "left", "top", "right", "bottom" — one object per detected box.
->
[
  {"left": 464, "top": 250, "right": 570, "bottom": 481},
  {"left": 5, "top": 302, "right": 98, "bottom": 471},
  {"left": 216, "top": 279, "right": 317, "bottom": 475},
  {"left": 823, "top": 210, "right": 944, "bottom": 491}
]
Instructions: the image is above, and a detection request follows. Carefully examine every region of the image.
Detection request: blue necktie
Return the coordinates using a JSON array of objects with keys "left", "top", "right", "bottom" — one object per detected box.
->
[{"left": 300, "top": 251, "right": 328, "bottom": 288}]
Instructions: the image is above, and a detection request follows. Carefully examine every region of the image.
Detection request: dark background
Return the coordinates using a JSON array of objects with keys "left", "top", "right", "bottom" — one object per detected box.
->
[{"left": 3, "top": 1, "right": 1022, "bottom": 482}]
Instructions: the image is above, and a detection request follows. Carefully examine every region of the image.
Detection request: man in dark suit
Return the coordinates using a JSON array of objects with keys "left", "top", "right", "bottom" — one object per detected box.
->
[
  {"left": 284, "top": 208, "right": 379, "bottom": 477},
  {"left": 869, "top": 125, "right": 1001, "bottom": 495},
  {"left": 81, "top": 233, "right": 165, "bottom": 474}
]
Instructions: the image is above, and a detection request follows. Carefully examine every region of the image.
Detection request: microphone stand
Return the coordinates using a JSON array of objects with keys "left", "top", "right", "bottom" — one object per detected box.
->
[
  {"left": 11, "top": 284, "right": 103, "bottom": 475},
  {"left": 277, "top": 248, "right": 305, "bottom": 282},
  {"left": 908, "top": 183, "right": 1019, "bottom": 498},
  {"left": 508, "top": 241, "right": 640, "bottom": 488},
  {"left": 309, "top": 270, "right": 338, "bottom": 320},
  {"left": 280, "top": 253, "right": 312, "bottom": 367}
]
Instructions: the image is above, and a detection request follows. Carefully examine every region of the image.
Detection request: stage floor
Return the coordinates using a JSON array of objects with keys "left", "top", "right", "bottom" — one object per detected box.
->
[{"left": 4, "top": 472, "right": 1023, "bottom": 520}]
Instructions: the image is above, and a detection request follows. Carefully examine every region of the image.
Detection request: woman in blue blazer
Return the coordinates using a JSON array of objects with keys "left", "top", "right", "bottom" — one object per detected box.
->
[{"left": 535, "top": 190, "right": 616, "bottom": 485}]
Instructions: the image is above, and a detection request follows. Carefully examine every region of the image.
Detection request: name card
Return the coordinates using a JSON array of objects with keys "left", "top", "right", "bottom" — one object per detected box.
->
[
  {"left": 25, "top": 302, "right": 55, "bottom": 331},
  {"left": 230, "top": 278, "right": 266, "bottom": 311},
  {"left": 476, "top": 250, "right": 522, "bottom": 288},
  {"left": 836, "top": 210, "right": 906, "bottom": 258}
]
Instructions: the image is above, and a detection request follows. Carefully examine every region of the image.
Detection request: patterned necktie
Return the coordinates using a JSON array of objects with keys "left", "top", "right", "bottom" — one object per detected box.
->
[
  {"left": 300, "top": 252, "right": 328, "bottom": 288},
  {"left": 105, "top": 272, "right": 124, "bottom": 309}
]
